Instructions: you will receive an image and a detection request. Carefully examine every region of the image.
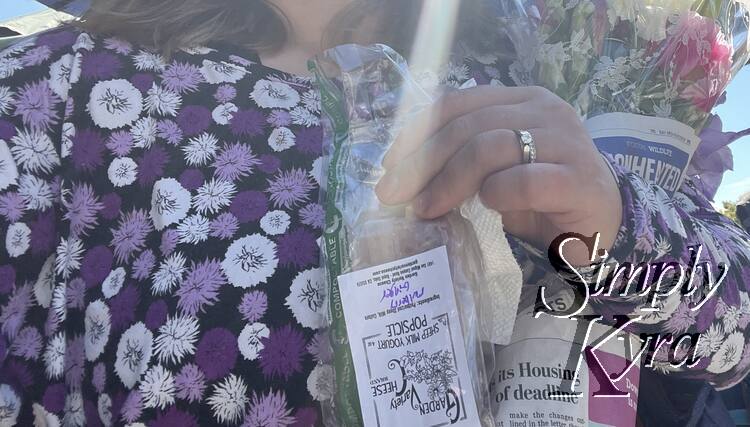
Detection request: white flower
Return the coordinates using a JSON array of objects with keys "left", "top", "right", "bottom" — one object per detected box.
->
[
  {"left": 108, "top": 157, "right": 138, "bottom": 187},
  {"left": 49, "top": 53, "right": 82, "bottom": 100},
  {"left": 707, "top": 331, "right": 745, "bottom": 374},
  {"left": 182, "top": 133, "right": 218, "bottom": 166},
  {"left": 673, "top": 192, "right": 698, "bottom": 213},
  {"left": 5, "top": 222, "right": 30, "bottom": 258},
  {"left": 724, "top": 306, "right": 741, "bottom": 333},
  {"left": 44, "top": 332, "right": 66, "bottom": 379},
  {"left": 151, "top": 252, "right": 187, "bottom": 295},
  {"left": 307, "top": 364, "right": 334, "bottom": 401},
  {"left": 18, "top": 174, "right": 53, "bottom": 211},
  {"left": 130, "top": 116, "right": 158, "bottom": 148},
  {"left": 222, "top": 234, "right": 279, "bottom": 288},
  {"left": 440, "top": 62, "right": 470, "bottom": 84},
  {"left": 145, "top": 84, "right": 182, "bottom": 117},
  {"left": 32, "top": 402, "right": 61, "bottom": 427},
  {"left": 61, "top": 122, "right": 75, "bottom": 159},
  {"left": 260, "top": 210, "right": 291, "bottom": 236},
  {"left": 0, "top": 86, "right": 13, "bottom": 115},
  {"left": 238, "top": 322, "right": 270, "bottom": 361},
  {"left": 0, "top": 56, "right": 22, "bottom": 80},
  {"left": 34, "top": 255, "right": 56, "bottom": 308},
  {"left": 268, "top": 127, "right": 296, "bottom": 152},
  {"left": 133, "top": 50, "right": 166, "bottom": 72},
  {"left": 290, "top": 106, "right": 319, "bottom": 127},
  {"left": 207, "top": 374, "right": 248, "bottom": 425},
  {"left": 102, "top": 267, "right": 127, "bottom": 298},
  {"left": 697, "top": 323, "right": 724, "bottom": 358},
  {"left": 200, "top": 60, "right": 246, "bottom": 84},
  {"left": 10, "top": 129, "right": 60, "bottom": 174},
  {"left": 55, "top": 237, "right": 84, "bottom": 278},
  {"left": 0, "top": 384, "right": 21, "bottom": 427},
  {"left": 301, "top": 90, "right": 321, "bottom": 113},
  {"left": 310, "top": 157, "right": 323, "bottom": 187},
  {"left": 177, "top": 214, "right": 210, "bottom": 244},
  {"left": 0, "top": 141, "right": 13, "bottom": 191},
  {"left": 154, "top": 315, "right": 199, "bottom": 365},
  {"left": 193, "top": 179, "right": 236, "bottom": 215},
  {"left": 62, "top": 392, "right": 85, "bottom": 427},
  {"left": 212, "top": 102, "right": 237, "bottom": 125},
  {"left": 85, "top": 300, "right": 112, "bottom": 362},
  {"left": 150, "top": 178, "right": 192, "bottom": 231},
  {"left": 74, "top": 33, "right": 95, "bottom": 51},
  {"left": 50, "top": 281, "right": 67, "bottom": 326},
  {"left": 251, "top": 79, "right": 299, "bottom": 109},
  {"left": 286, "top": 268, "right": 327, "bottom": 329},
  {"left": 139, "top": 365, "right": 176, "bottom": 409},
  {"left": 88, "top": 79, "right": 143, "bottom": 130},
  {"left": 97, "top": 394, "right": 113, "bottom": 427},
  {"left": 115, "top": 322, "right": 154, "bottom": 389}
]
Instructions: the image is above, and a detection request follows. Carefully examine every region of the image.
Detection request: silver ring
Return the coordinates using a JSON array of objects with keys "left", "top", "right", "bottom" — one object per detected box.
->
[{"left": 513, "top": 129, "right": 537, "bottom": 164}]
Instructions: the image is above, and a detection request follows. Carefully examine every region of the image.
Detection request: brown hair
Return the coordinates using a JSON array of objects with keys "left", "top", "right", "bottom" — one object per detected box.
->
[{"left": 79, "top": 0, "right": 500, "bottom": 57}]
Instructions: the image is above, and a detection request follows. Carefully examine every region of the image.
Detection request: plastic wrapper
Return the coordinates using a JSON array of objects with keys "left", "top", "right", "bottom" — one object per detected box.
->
[{"left": 309, "top": 44, "right": 495, "bottom": 427}]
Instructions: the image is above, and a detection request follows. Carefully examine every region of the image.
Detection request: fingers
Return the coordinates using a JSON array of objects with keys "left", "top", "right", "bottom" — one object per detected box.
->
[{"left": 479, "top": 163, "right": 579, "bottom": 214}]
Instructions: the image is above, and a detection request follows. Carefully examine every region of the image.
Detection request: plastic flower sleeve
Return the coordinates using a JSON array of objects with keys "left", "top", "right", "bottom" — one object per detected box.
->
[{"left": 309, "top": 44, "right": 495, "bottom": 427}]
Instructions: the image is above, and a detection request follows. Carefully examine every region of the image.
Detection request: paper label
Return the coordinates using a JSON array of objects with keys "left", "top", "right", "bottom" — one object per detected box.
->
[
  {"left": 585, "top": 112, "right": 700, "bottom": 196},
  {"left": 338, "top": 246, "right": 480, "bottom": 427}
]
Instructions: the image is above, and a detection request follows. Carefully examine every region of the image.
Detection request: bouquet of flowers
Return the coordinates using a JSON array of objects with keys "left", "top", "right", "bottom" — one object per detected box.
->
[{"left": 498, "top": 0, "right": 750, "bottom": 195}]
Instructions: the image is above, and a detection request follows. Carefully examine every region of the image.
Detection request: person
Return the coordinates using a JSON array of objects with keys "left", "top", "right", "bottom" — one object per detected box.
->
[{"left": 1, "top": 0, "right": 749, "bottom": 425}]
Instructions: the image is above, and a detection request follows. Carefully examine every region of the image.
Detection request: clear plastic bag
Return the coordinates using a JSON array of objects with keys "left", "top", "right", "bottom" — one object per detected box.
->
[{"left": 310, "top": 44, "right": 495, "bottom": 427}]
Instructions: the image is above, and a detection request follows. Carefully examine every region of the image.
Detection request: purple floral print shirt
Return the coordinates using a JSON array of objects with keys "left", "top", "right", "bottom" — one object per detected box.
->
[{"left": 0, "top": 26, "right": 749, "bottom": 426}]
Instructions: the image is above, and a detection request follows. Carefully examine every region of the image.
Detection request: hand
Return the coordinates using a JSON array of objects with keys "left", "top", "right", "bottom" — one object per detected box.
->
[{"left": 375, "top": 85, "right": 623, "bottom": 265}]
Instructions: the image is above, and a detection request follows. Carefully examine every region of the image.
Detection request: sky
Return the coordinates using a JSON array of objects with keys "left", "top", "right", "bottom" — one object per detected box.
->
[{"left": 2, "top": 0, "right": 750, "bottom": 205}]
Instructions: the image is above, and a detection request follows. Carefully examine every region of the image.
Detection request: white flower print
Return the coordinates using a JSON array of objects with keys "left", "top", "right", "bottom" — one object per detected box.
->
[
  {"left": 139, "top": 365, "right": 176, "bottom": 410},
  {"left": 133, "top": 50, "right": 167, "bottom": 72},
  {"left": 182, "top": 133, "right": 218, "bottom": 166},
  {"left": 63, "top": 392, "right": 85, "bottom": 427},
  {"left": 307, "top": 364, "right": 334, "bottom": 402},
  {"left": 0, "top": 86, "right": 13, "bottom": 115},
  {"left": 310, "top": 157, "right": 323, "bottom": 187},
  {"left": 51, "top": 281, "right": 67, "bottom": 327},
  {"left": 724, "top": 305, "right": 741, "bottom": 333},
  {"left": 102, "top": 267, "right": 127, "bottom": 298},
  {"left": 5, "top": 222, "right": 30, "bottom": 258},
  {"left": 0, "top": 140, "right": 15, "bottom": 190},
  {"left": 151, "top": 252, "right": 187, "bottom": 295},
  {"left": 200, "top": 60, "right": 246, "bottom": 84},
  {"left": 193, "top": 179, "right": 236, "bottom": 215},
  {"left": 290, "top": 106, "right": 319, "bottom": 127},
  {"left": 673, "top": 192, "right": 699, "bottom": 213},
  {"left": 207, "top": 374, "right": 248, "bottom": 425},
  {"left": 212, "top": 102, "right": 237, "bottom": 125},
  {"left": 49, "top": 53, "right": 82, "bottom": 100},
  {"left": 61, "top": 122, "right": 75, "bottom": 159},
  {"left": 85, "top": 300, "right": 112, "bottom": 362},
  {"left": 697, "top": 323, "right": 724, "bottom": 358},
  {"left": 108, "top": 157, "right": 138, "bottom": 187},
  {"left": 707, "top": 331, "right": 745, "bottom": 374},
  {"left": 32, "top": 402, "right": 61, "bottom": 427},
  {"left": 286, "top": 268, "right": 327, "bottom": 329},
  {"left": 251, "top": 79, "right": 300, "bottom": 110},
  {"left": 150, "top": 178, "right": 192, "bottom": 231},
  {"left": 0, "top": 56, "right": 22, "bottom": 80},
  {"left": 260, "top": 210, "right": 291, "bottom": 236},
  {"left": 177, "top": 214, "right": 210, "bottom": 244},
  {"left": 55, "top": 237, "right": 84, "bottom": 279},
  {"left": 34, "top": 255, "right": 56, "bottom": 308},
  {"left": 88, "top": 79, "right": 143, "bottom": 130},
  {"left": 18, "top": 174, "right": 53, "bottom": 211},
  {"left": 238, "top": 322, "right": 269, "bottom": 361},
  {"left": 10, "top": 129, "right": 60, "bottom": 174},
  {"left": 301, "top": 90, "right": 321, "bottom": 114},
  {"left": 115, "top": 322, "right": 154, "bottom": 389},
  {"left": 74, "top": 32, "right": 95, "bottom": 51},
  {"left": 145, "top": 84, "right": 182, "bottom": 117},
  {"left": 182, "top": 46, "right": 215, "bottom": 55},
  {"left": 130, "top": 116, "right": 158, "bottom": 148},
  {"left": 154, "top": 315, "right": 199, "bottom": 365},
  {"left": 97, "top": 394, "right": 113, "bottom": 427},
  {"left": 0, "top": 384, "right": 21, "bottom": 427},
  {"left": 268, "top": 127, "right": 296, "bottom": 152},
  {"left": 222, "top": 234, "right": 279, "bottom": 288},
  {"left": 44, "top": 332, "right": 66, "bottom": 379}
]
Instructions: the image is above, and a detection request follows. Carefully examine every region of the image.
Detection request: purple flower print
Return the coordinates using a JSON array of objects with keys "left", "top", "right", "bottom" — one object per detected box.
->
[
  {"left": 299, "top": 203, "right": 324, "bottom": 229},
  {"left": 43, "top": 383, "right": 66, "bottom": 412},
  {"left": 160, "top": 229, "right": 179, "bottom": 256},
  {"left": 110, "top": 284, "right": 140, "bottom": 332},
  {"left": 0, "top": 192, "right": 26, "bottom": 222},
  {"left": 306, "top": 330, "right": 333, "bottom": 364},
  {"left": 131, "top": 73, "right": 155, "bottom": 93},
  {"left": 243, "top": 390, "right": 294, "bottom": 427},
  {"left": 230, "top": 191, "right": 269, "bottom": 224},
  {"left": 0, "top": 265, "right": 15, "bottom": 294},
  {"left": 137, "top": 145, "right": 170, "bottom": 187},
  {"left": 106, "top": 131, "right": 134, "bottom": 157},
  {"left": 104, "top": 37, "right": 133, "bottom": 55},
  {"left": 151, "top": 407, "right": 200, "bottom": 427},
  {"left": 209, "top": 213, "right": 239, "bottom": 240},
  {"left": 258, "top": 154, "right": 281, "bottom": 174},
  {"left": 258, "top": 325, "right": 306, "bottom": 380},
  {"left": 145, "top": 299, "right": 169, "bottom": 331},
  {"left": 71, "top": 128, "right": 106, "bottom": 173},
  {"left": 176, "top": 105, "right": 211, "bottom": 137},
  {"left": 213, "top": 143, "right": 260, "bottom": 182},
  {"left": 21, "top": 46, "right": 52, "bottom": 67},
  {"left": 64, "top": 335, "right": 85, "bottom": 390},
  {"left": 238, "top": 290, "right": 268, "bottom": 323},
  {"left": 92, "top": 363, "right": 106, "bottom": 393},
  {"left": 29, "top": 209, "right": 57, "bottom": 256},
  {"left": 157, "top": 119, "right": 183, "bottom": 145},
  {"left": 80, "top": 245, "right": 114, "bottom": 289},
  {"left": 230, "top": 109, "right": 266, "bottom": 137},
  {"left": 195, "top": 328, "right": 238, "bottom": 380},
  {"left": 2, "top": 359, "right": 33, "bottom": 390},
  {"left": 81, "top": 51, "right": 122, "bottom": 80},
  {"left": 179, "top": 169, "right": 205, "bottom": 191},
  {"left": 0, "top": 283, "right": 32, "bottom": 339},
  {"left": 13, "top": 80, "right": 60, "bottom": 131},
  {"left": 64, "top": 183, "right": 103, "bottom": 238},
  {"left": 292, "top": 407, "right": 319, "bottom": 427},
  {"left": 132, "top": 249, "right": 156, "bottom": 280},
  {"left": 162, "top": 62, "right": 204, "bottom": 93},
  {"left": 36, "top": 29, "right": 77, "bottom": 51},
  {"left": 295, "top": 126, "right": 322, "bottom": 155},
  {"left": 66, "top": 278, "right": 85, "bottom": 310},
  {"left": 266, "top": 168, "right": 315, "bottom": 209},
  {"left": 110, "top": 209, "right": 153, "bottom": 263},
  {"left": 0, "top": 119, "right": 16, "bottom": 140},
  {"left": 174, "top": 363, "right": 206, "bottom": 403},
  {"left": 10, "top": 326, "right": 42, "bottom": 360},
  {"left": 267, "top": 109, "right": 292, "bottom": 127},
  {"left": 100, "top": 193, "right": 122, "bottom": 221},
  {"left": 214, "top": 85, "right": 237, "bottom": 103},
  {"left": 276, "top": 228, "right": 319, "bottom": 269},
  {"left": 121, "top": 390, "right": 143, "bottom": 423},
  {"left": 176, "top": 259, "right": 227, "bottom": 316}
]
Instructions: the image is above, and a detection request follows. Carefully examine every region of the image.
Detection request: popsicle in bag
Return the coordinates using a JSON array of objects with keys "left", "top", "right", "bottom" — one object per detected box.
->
[{"left": 309, "top": 44, "right": 497, "bottom": 427}]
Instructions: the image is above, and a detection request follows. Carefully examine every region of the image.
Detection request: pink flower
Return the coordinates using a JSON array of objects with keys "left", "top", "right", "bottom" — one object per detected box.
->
[{"left": 657, "top": 12, "right": 729, "bottom": 81}]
